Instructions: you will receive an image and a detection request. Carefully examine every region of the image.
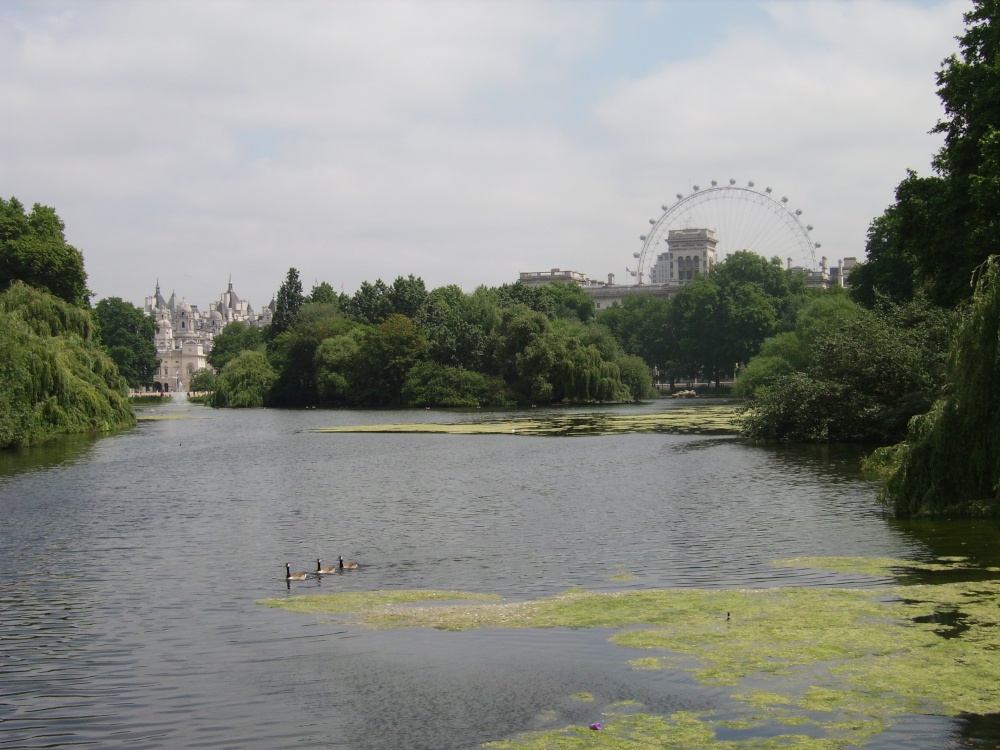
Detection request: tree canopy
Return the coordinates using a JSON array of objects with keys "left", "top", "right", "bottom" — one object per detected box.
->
[
  {"left": 0, "top": 197, "right": 90, "bottom": 306},
  {"left": 851, "top": 0, "right": 1000, "bottom": 307},
  {"left": 866, "top": 255, "right": 1000, "bottom": 517},
  {"left": 94, "top": 297, "right": 159, "bottom": 388},
  {"left": 0, "top": 282, "right": 134, "bottom": 448}
]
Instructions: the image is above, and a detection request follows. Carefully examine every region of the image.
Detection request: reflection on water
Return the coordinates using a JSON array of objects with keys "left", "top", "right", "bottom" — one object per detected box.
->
[{"left": 0, "top": 401, "right": 991, "bottom": 749}]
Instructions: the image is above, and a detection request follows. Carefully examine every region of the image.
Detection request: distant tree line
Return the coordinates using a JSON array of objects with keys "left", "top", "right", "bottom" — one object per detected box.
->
[{"left": 204, "top": 269, "right": 653, "bottom": 409}]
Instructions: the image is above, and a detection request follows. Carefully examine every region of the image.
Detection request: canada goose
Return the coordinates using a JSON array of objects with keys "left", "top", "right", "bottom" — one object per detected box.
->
[
  {"left": 286, "top": 563, "right": 310, "bottom": 581},
  {"left": 338, "top": 555, "right": 359, "bottom": 570},
  {"left": 316, "top": 558, "right": 337, "bottom": 575}
]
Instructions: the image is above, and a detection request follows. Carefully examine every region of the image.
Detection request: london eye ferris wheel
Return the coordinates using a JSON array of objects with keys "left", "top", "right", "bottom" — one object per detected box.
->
[{"left": 630, "top": 180, "right": 821, "bottom": 285}]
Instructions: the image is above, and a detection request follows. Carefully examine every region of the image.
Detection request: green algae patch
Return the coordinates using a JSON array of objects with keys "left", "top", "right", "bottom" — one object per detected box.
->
[
  {"left": 256, "top": 589, "right": 501, "bottom": 618},
  {"left": 313, "top": 406, "right": 739, "bottom": 437},
  {"left": 773, "top": 555, "right": 978, "bottom": 577},
  {"left": 260, "top": 561, "right": 1000, "bottom": 748}
]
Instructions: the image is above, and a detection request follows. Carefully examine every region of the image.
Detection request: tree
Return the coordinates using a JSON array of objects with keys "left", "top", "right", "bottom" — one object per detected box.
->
[
  {"left": 188, "top": 368, "right": 216, "bottom": 392},
  {"left": 737, "top": 296, "right": 953, "bottom": 443},
  {"left": 350, "top": 314, "right": 428, "bottom": 406},
  {"left": 94, "top": 297, "right": 159, "bottom": 388},
  {"left": 0, "top": 282, "right": 133, "bottom": 447},
  {"left": 206, "top": 321, "right": 264, "bottom": 371},
  {"left": 387, "top": 274, "right": 428, "bottom": 320},
  {"left": 401, "top": 361, "right": 495, "bottom": 407},
  {"left": 267, "top": 330, "right": 322, "bottom": 408},
  {"left": 309, "top": 281, "right": 338, "bottom": 305},
  {"left": 209, "top": 350, "right": 277, "bottom": 408},
  {"left": 268, "top": 267, "right": 304, "bottom": 341},
  {"left": 314, "top": 331, "right": 362, "bottom": 404},
  {"left": 853, "top": 2, "right": 1000, "bottom": 307},
  {"left": 347, "top": 279, "right": 392, "bottom": 325},
  {"left": 0, "top": 197, "right": 90, "bottom": 306},
  {"left": 539, "top": 282, "right": 596, "bottom": 322},
  {"left": 866, "top": 255, "right": 1000, "bottom": 517}
]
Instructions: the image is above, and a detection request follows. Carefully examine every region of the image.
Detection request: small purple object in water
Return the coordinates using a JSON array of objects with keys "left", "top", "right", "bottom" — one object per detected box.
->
[{"left": 589, "top": 723, "right": 603, "bottom": 731}]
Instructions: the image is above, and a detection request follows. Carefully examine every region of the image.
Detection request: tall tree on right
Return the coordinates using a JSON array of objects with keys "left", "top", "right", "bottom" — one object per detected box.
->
[
  {"left": 852, "top": 1, "right": 1000, "bottom": 307},
  {"left": 866, "top": 256, "right": 1000, "bottom": 516}
]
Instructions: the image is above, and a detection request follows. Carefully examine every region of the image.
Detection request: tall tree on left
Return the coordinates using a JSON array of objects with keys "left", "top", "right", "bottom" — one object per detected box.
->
[
  {"left": 94, "top": 297, "right": 159, "bottom": 388},
  {"left": 0, "top": 197, "right": 90, "bottom": 306}
]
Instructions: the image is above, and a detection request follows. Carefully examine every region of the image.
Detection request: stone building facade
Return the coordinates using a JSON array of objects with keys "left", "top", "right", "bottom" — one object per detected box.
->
[{"left": 143, "top": 279, "right": 274, "bottom": 392}]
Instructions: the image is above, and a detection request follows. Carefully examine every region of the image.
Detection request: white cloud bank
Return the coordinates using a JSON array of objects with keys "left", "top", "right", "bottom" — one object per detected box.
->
[{"left": 0, "top": 0, "right": 970, "bottom": 308}]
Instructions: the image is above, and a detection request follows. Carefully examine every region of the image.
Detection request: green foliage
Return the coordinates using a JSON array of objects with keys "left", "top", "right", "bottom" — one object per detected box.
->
[
  {"left": 345, "top": 278, "right": 392, "bottom": 324},
  {"left": 268, "top": 267, "right": 304, "bottom": 341},
  {"left": 738, "top": 295, "right": 953, "bottom": 443},
  {"left": 0, "top": 197, "right": 90, "bottom": 306},
  {"left": 188, "top": 368, "right": 216, "bottom": 392},
  {"left": 539, "top": 281, "right": 596, "bottom": 322},
  {"left": 868, "top": 256, "right": 1000, "bottom": 517},
  {"left": 209, "top": 350, "right": 277, "bottom": 408},
  {"left": 314, "top": 331, "right": 362, "bottom": 404},
  {"left": 94, "top": 297, "right": 159, "bottom": 388},
  {"left": 308, "top": 281, "right": 338, "bottom": 305},
  {"left": 0, "top": 282, "right": 134, "bottom": 447},
  {"left": 401, "top": 361, "right": 499, "bottom": 407},
  {"left": 267, "top": 330, "right": 321, "bottom": 408},
  {"left": 854, "top": 2, "right": 1000, "bottom": 307},
  {"left": 350, "top": 314, "right": 428, "bottom": 406},
  {"left": 206, "top": 321, "right": 264, "bottom": 371}
]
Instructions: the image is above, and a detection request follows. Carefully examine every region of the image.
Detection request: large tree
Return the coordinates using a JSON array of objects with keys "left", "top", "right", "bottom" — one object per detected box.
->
[
  {"left": 206, "top": 321, "right": 264, "bottom": 371},
  {"left": 1, "top": 282, "right": 133, "bottom": 447},
  {"left": 0, "top": 197, "right": 90, "bottom": 306},
  {"left": 852, "top": 1, "right": 1000, "bottom": 307},
  {"left": 866, "top": 256, "right": 1000, "bottom": 516},
  {"left": 268, "top": 267, "right": 304, "bottom": 341},
  {"left": 94, "top": 297, "right": 159, "bottom": 388}
]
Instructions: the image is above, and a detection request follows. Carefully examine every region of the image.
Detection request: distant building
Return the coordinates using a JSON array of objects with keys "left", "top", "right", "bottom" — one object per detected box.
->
[
  {"left": 649, "top": 228, "right": 718, "bottom": 287},
  {"left": 519, "top": 229, "right": 856, "bottom": 314},
  {"left": 143, "top": 279, "right": 275, "bottom": 392}
]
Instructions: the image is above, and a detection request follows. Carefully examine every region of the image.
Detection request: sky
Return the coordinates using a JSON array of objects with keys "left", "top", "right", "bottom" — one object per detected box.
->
[{"left": 1, "top": 0, "right": 971, "bottom": 310}]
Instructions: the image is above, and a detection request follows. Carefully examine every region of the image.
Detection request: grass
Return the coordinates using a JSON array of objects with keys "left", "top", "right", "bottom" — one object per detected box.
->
[{"left": 259, "top": 557, "right": 1000, "bottom": 748}]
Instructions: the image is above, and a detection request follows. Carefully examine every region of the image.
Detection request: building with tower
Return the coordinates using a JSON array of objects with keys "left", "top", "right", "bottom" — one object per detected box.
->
[{"left": 143, "top": 279, "right": 275, "bottom": 392}]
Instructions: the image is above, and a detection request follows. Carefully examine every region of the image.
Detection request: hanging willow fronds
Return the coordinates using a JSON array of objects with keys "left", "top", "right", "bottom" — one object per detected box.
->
[{"left": 868, "top": 255, "right": 1000, "bottom": 517}]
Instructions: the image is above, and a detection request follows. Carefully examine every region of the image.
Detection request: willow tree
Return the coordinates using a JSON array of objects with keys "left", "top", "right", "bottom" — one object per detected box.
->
[
  {"left": 0, "top": 282, "right": 134, "bottom": 448},
  {"left": 867, "top": 256, "right": 1000, "bottom": 517}
]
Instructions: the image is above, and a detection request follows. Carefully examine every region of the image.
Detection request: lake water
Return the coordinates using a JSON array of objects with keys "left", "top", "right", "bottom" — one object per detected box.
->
[{"left": 1, "top": 398, "right": 996, "bottom": 749}]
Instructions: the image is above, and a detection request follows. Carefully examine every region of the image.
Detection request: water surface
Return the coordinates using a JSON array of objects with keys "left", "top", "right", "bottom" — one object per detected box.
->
[{"left": 0, "top": 400, "right": 983, "bottom": 748}]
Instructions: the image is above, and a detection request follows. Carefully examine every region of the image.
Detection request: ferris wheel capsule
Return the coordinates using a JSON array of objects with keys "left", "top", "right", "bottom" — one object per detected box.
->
[
  {"left": 729, "top": 178, "right": 736, "bottom": 185},
  {"left": 676, "top": 194, "right": 683, "bottom": 200},
  {"left": 649, "top": 218, "right": 656, "bottom": 225},
  {"left": 693, "top": 185, "right": 700, "bottom": 191},
  {"left": 748, "top": 181, "right": 755, "bottom": 187},
  {"left": 633, "top": 252, "right": 640, "bottom": 258},
  {"left": 795, "top": 209, "right": 802, "bottom": 215},
  {"left": 711, "top": 180, "right": 718, "bottom": 186},
  {"left": 639, "top": 235, "right": 647, "bottom": 241}
]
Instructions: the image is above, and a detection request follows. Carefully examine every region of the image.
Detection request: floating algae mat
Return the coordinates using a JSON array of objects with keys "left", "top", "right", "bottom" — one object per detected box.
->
[
  {"left": 259, "top": 557, "right": 1000, "bottom": 748},
  {"left": 313, "top": 406, "right": 738, "bottom": 437}
]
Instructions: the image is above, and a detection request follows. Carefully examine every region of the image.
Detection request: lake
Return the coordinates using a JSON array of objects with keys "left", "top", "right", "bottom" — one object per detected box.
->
[{"left": 0, "top": 398, "right": 996, "bottom": 749}]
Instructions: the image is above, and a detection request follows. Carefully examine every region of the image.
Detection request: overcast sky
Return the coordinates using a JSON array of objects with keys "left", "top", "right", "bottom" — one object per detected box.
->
[{"left": 2, "top": 0, "right": 970, "bottom": 310}]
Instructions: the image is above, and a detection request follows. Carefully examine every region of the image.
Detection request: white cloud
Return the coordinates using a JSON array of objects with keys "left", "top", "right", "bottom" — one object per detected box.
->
[{"left": 0, "top": 0, "right": 970, "bottom": 308}]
